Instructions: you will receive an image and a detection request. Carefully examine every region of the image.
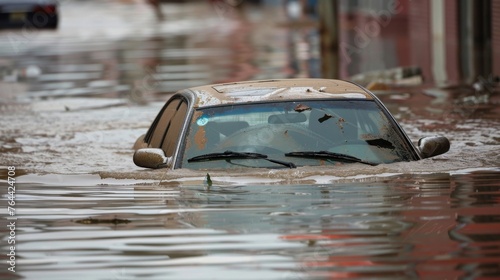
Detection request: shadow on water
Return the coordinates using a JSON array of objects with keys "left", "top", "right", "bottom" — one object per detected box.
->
[{"left": 0, "top": 0, "right": 499, "bottom": 279}]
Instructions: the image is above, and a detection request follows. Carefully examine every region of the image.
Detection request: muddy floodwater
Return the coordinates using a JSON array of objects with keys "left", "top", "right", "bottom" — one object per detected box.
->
[{"left": 1, "top": 1, "right": 500, "bottom": 279}]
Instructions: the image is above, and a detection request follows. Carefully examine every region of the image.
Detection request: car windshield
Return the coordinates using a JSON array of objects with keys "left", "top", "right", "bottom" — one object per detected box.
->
[{"left": 181, "top": 100, "right": 414, "bottom": 169}]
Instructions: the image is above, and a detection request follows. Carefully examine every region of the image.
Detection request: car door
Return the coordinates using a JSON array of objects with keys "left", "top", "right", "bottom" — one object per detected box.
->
[{"left": 145, "top": 96, "right": 188, "bottom": 157}]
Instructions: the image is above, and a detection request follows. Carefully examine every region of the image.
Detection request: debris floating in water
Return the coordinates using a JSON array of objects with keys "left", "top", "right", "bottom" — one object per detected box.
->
[
  {"left": 74, "top": 217, "right": 131, "bottom": 225},
  {"left": 204, "top": 173, "right": 213, "bottom": 190}
]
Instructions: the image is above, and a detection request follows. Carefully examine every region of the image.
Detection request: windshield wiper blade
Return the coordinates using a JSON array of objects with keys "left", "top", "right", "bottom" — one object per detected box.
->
[
  {"left": 285, "top": 151, "right": 377, "bottom": 166},
  {"left": 188, "top": 151, "right": 265, "bottom": 162},
  {"left": 188, "top": 150, "right": 296, "bottom": 169}
]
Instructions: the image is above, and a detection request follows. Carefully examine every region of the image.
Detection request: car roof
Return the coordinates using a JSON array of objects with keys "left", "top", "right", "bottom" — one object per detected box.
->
[{"left": 183, "top": 78, "right": 374, "bottom": 108}]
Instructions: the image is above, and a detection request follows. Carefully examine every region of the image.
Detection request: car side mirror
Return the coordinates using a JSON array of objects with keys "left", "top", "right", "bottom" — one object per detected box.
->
[
  {"left": 133, "top": 148, "right": 172, "bottom": 169},
  {"left": 418, "top": 136, "right": 450, "bottom": 159}
]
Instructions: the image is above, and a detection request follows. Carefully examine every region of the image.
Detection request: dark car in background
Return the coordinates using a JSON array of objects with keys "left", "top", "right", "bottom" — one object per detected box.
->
[{"left": 0, "top": 0, "right": 58, "bottom": 29}]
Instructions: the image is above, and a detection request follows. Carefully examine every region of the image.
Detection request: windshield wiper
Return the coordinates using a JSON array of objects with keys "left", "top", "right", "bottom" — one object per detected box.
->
[
  {"left": 188, "top": 150, "right": 296, "bottom": 169},
  {"left": 285, "top": 151, "right": 377, "bottom": 166}
]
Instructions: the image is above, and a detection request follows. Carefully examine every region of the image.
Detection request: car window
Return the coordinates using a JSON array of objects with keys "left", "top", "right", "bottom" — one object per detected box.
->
[
  {"left": 149, "top": 99, "right": 181, "bottom": 148},
  {"left": 182, "top": 100, "right": 416, "bottom": 169},
  {"left": 162, "top": 101, "right": 187, "bottom": 156},
  {"left": 146, "top": 97, "right": 188, "bottom": 157}
]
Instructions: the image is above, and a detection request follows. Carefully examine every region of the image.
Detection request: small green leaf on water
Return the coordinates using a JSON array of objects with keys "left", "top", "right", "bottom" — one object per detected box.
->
[{"left": 205, "top": 173, "right": 212, "bottom": 187}]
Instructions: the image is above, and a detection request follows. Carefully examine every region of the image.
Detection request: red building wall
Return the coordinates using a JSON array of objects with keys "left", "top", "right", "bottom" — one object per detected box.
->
[
  {"left": 492, "top": 0, "right": 500, "bottom": 77},
  {"left": 408, "top": 0, "right": 433, "bottom": 84},
  {"left": 444, "top": 0, "right": 461, "bottom": 85}
]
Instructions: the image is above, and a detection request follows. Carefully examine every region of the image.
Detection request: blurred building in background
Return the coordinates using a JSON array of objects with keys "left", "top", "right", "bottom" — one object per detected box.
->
[{"left": 319, "top": 0, "right": 498, "bottom": 87}]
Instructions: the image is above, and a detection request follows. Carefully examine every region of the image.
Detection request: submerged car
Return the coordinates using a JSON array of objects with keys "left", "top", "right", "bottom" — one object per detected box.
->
[
  {"left": 0, "top": 0, "right": 58, "bottom": 29},
  {"left": 133, "top": 79, "right": 450, "bottom": 170}
]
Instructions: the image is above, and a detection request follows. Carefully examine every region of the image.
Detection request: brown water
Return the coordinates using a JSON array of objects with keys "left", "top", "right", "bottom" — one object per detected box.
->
[{"left": 1, "top": 1, "right": 500, "bottom": 279}]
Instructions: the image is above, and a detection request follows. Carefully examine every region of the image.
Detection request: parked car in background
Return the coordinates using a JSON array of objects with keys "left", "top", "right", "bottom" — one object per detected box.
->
[
  {"left": 0, "top": 0, "right": 58, "bottom": 29},
  {"left": 133, "top": 79, "right": 450, "bottom": 170}
]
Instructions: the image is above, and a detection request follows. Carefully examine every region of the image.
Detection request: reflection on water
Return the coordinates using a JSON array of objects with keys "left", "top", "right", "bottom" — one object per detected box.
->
[
  {"left": 0, "top": 1, "right": 321, "bottom": 106},
  {"left": 1, "top": 170, "right": 499, "bottom": 279},
  {"left": 0, "top": 1, "right": 499, "bottom": 279}
]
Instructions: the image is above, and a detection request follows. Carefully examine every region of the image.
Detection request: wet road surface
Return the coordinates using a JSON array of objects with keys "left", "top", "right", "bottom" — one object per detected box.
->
[{"left": 1, "top": 0, "right": 500, "bottom": 279}]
